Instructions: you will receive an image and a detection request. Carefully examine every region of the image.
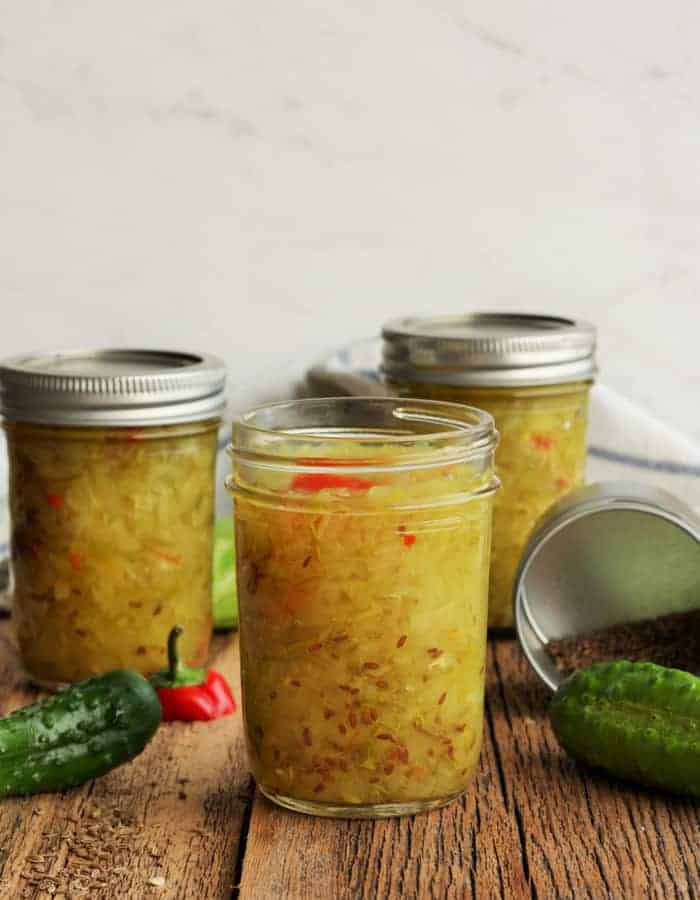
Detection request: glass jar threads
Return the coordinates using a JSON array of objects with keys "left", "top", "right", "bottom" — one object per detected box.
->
[{"left": 0, "top": 349, "right": 226, "bottom": 684}]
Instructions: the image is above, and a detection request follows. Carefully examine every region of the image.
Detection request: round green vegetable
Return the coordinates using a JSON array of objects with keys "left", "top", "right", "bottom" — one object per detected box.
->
[
  {"left": 0, "top": 669, "right": 162, "bottom": 798},
  {"left": 550, "top": 660, "right": 700, "bottom": 799}
]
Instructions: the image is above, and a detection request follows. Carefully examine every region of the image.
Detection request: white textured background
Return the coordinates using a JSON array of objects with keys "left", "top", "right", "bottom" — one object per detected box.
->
[{"left": 1, "top": 1, "right": 698, "bottom": 438}]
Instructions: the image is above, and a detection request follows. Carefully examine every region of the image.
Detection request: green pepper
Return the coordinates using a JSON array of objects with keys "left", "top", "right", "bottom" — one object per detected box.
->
[{"left": 212, "top": 516, "right": 238, "bottom": 630}]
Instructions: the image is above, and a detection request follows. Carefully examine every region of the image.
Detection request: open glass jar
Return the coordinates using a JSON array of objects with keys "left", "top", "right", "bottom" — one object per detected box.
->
[
  {"left": 0, "top": 350, "right": 226, "bottom": 685},
  {"left": 382, "top": 314, "right": 597, "bottom": 629},
  {"left": 227, "top": 397, "right": 499, "bottom": 818}
]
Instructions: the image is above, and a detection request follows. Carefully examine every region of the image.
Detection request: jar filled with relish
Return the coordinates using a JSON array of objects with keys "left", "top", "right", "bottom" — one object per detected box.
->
[
  {"left": 228, "top": 397, "right": 499, "bottom": 817},
  {"left": 382, "top": 314, "right": 597, "bottom": 629},
  {"left": 0, "top": 349, "right": 226, "bottom": 685}
]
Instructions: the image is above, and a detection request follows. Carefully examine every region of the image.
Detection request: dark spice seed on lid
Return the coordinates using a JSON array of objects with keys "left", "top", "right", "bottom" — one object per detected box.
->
[
  {"left": 396, "top": 635, "right": 407, "bottom": 648},
  {"left": 545, "top": 609, "right": 700, "bottom": 677}
]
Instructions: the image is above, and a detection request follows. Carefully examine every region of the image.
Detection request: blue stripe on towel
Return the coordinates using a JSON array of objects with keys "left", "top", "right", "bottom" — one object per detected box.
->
[{"left": 589, "top": 445, "right": 700, "bottom": 478}]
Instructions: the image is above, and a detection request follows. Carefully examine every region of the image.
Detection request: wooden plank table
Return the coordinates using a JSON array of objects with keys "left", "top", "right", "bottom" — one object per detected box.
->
[{"left": 0, "top": 620, "right": 697, "bottom": 899}]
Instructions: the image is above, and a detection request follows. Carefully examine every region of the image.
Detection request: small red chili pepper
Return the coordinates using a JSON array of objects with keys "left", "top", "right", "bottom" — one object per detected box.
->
[
  {"left": 150, "top": 626, "right": 236, "bottom": 722},
  {"left": 402, "top": 533, "right": 416, "bottom": 548},
  {"left": 530, "top": 434, "right": 554, "bottom": 451},
  {"left": 290, "top": 473, "right": 375, "bottom": 492}
]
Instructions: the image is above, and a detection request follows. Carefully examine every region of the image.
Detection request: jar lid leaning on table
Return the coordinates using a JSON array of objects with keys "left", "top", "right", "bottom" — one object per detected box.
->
[
  {"left": 381, "top": 313, "right": 597, "bottom": 629},
  {"left": 0, "top": 349, "right": 226, "bottom": 686}
]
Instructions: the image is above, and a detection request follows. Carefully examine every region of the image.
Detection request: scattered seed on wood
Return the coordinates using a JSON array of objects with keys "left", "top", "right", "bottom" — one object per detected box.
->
[
  {"left": 323, "top": 708, "right": 335, "bottom": 719},
  {"left": 308, "top": 642, "right": 323, "bottom": 653},
  {"left": 302, "top": 555, "right": 312, "bottom": 568},
  {"left": 396, "top": 635, "right": 408, "bottom": 648},
  {"left": 546, "top": 609, "right": 700, "bottom": 676},
  {"left": 290, "top": 680, "right": 302, "bottom": 688},
  {"left": 438, "top": 692, "right": 447, "bottom": 705},
  {"left": 427, "top": 648, "right": 443, "bottom": 658},
  {"left": 303, "top": 727, "right": 313, "bottom": 747},
  {"left": 376, "top": 679, "right": 388, "bottom": 689},
  {"left": 363, "top": 661, "right": 380, "bottom": 670}
]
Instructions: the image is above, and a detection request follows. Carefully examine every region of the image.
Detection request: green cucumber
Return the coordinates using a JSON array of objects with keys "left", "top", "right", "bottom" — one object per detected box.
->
[
  {"left": 0, "top": 669, "right": 162, "bottom": 798},
  {"left": 550, "top": 660, "right": 700, "bottom": 798}
]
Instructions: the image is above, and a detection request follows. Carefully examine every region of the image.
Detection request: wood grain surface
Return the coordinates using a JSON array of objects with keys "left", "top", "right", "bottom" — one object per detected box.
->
[{"left": 0, "top": 624, "right": 697, "bottom": 900}]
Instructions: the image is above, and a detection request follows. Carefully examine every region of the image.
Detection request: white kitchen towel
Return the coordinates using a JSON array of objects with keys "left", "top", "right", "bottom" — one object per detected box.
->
[{"left": 305, "top": 338, "right": 700, "bottom": 511}]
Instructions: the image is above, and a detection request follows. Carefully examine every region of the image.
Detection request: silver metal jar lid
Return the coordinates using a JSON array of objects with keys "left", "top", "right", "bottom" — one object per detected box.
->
[
  {"left": 0, "top": 349, "right": 227, "bottom": 427},
  {"left": 381, "top": 313, "right": 596, "bottom": 387},
  {"left": 514, "top": 482, "right": 700, "bottom": 691}
]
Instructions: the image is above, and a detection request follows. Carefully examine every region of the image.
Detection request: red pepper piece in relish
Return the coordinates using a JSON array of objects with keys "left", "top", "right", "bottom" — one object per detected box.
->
[
  {"left": 530, "top": 434, "right": 554, "bottom": 451},
  {"left": 402, "top": 533, "right": 417, "bottom": 548},
  {"left": 46, "top": 493, "right": 64, "bottom": 509},
  {"left": 291, "top": 473, "right": 375, "bottom": 493},
  {"left": 68, "top": 551, "right": 83, "bottom": 571}
]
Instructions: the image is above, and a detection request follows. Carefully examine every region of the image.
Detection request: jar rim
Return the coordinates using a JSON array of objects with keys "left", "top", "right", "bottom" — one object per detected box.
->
[{"left": 230, "top": 396, "right": 498, "bottom": 473}]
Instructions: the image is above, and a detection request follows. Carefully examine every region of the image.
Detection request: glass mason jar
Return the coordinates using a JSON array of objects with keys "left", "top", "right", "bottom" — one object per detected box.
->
[
  {"left": 227, "top": 397, "right": 499, "bottom": 818},
  {"left": 0, "top": 350, "right": 226, "bottom": 685},
  {"left": 382, "top": 314, "right": 597, "bottom": 629}
]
